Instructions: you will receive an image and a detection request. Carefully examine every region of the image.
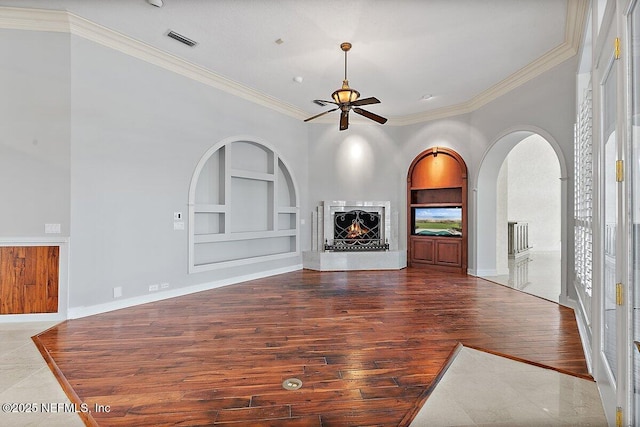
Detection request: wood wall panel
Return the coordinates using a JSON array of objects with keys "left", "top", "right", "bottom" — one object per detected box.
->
[
  {"left": 410, "top": 154, "right": 463, "bottom": 189},
  {"left": 0, "top": 246, "right": 59, "bottom": 314}
]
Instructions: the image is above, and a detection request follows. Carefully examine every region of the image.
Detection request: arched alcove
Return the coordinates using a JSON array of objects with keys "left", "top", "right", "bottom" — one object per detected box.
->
[
  {"left": 188, "top": 136, "right": 299, "bottom": 272},
  {"left": 407, "top": 147, "right": 468, "bottom": 273}
]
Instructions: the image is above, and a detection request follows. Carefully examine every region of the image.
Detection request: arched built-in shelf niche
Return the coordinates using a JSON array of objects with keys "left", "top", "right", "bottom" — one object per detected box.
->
[
  {"left": 407, "top": 147, "right": 468, "bottom": 273},
  {"left": 188, "top": 137, "right": 299, "bottom": 273}
]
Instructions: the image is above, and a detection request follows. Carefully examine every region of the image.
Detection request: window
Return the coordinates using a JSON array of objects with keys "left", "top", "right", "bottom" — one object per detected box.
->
[{"left": 574, "top": 82, "right": 593, "bottom": 319}]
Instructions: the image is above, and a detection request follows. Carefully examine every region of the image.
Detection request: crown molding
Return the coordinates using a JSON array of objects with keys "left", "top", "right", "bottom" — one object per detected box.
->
[
  {"left": 0, "top": 6, "right": 68, "bottom": 32},
  {"left": 389, "top": 0, "right": 587, "bottom": 126},
  {"left": 0, "top": 3, "right": 586, "bottom": 126},
  {"left": 0, "top": 6, "right": 308, "bottom": 121}
]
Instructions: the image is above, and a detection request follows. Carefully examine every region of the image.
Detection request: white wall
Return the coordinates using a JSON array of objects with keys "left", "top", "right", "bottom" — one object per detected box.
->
[
  {"left": 0, "top": 29, "right": 70, "bottom": 237},
  {"left": 495, "top": 134, "right": 562, "bottom": 274},
  {"left": 67, "top": 35, "right": 309, "bottom": 309},
  {"left": 306, "top": 123, "right": 406, "bottom": 247},
  {"left": 471, "top": 56, "right": 576, "bottom": 281},
  {"left": 506, "top": 134, "right": 561, "bottom": 252},
  {"left": 305, "top": 56, "right": 576, "bottom": 280},
  {"left": 496, "top": 161, "right": 509, "bottom": 274},
  {"left": 0, "top": 27, "right": 309, "bottom": 311}
]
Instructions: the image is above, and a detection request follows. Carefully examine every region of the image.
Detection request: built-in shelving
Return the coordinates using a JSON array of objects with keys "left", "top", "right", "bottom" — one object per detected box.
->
[
  {"left": 407, "top": 147, "right": 468, "bottom": 273},
  {"left": 189, "top": 138, "right": 299, "bottom": 272}
]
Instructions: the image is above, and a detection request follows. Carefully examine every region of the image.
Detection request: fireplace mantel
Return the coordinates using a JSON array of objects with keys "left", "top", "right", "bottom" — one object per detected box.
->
[{"left": 303, "top": 200, "right": 406, "bottom": 271}]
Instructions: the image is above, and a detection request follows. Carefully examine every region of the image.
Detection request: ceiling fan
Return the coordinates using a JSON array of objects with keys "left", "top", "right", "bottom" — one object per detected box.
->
[{"left": 304, "top": 42, "right": 387, "bottom": 131}]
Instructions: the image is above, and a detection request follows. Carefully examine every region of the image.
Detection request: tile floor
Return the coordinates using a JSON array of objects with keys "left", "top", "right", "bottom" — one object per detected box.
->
[
  {"left": 483, "top": 250, "right": 562, "bottom": 303},
  {"left": 0, "top": 321, "right": 83, "bottom": 427},
  {"left": 0, "top": 320, "right": 606, "bottom": 426},
  {"left": 411, "top": 347, "right": 607, "bottom": 426}
]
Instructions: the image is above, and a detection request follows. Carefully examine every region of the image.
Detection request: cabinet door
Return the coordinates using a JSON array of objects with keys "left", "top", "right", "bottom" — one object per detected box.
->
[
  {"left": 436, "top": 240, "right": 461, "bottom": 266},
  {"left": 411, "top": 239, "right": 434, "bottom": 263}
]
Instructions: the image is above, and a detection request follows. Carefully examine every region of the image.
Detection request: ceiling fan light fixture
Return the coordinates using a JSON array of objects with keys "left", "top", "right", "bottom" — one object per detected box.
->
[
  {"left": 332, "top": 80, "right": 360, "bottom": 104},
  {"left": 304, "top": 41, "right": 386, "bottom": 130}
]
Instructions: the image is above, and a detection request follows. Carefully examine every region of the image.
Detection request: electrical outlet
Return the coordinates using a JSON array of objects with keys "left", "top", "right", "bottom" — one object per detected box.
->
[
  {"left": 149, "top": 284, "right": 159, "bottom": 292},
  {"left": 113, "top": 286, "right": 122, "bottom": 298},
  {"left": 45, "top": 223, "right": 61, "bottom": 234},
  {"left": 160, "top": 282, "right": 170, "bottom": 289}
]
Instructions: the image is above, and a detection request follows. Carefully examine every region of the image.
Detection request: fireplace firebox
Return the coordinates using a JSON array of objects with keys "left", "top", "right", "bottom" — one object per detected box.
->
[{"left": 324, "top": 209, "right": 389, "bottom": 251}]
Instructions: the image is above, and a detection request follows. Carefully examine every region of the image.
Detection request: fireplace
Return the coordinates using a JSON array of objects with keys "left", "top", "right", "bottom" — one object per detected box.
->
[
  {"left": 325, "top": 209, "right": 389, "bottom": 251},
  {"left": 304, "top": 200, "right": 405, "bottom": 270}
]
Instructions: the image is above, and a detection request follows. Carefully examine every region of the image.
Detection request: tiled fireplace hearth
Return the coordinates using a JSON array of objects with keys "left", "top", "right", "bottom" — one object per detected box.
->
[{"left": 303, "top": 201, "right": 406, "bottom": 271}]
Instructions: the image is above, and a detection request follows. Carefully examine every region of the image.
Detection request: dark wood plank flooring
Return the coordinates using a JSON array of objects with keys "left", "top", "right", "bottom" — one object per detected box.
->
[{"left": 33, "top": 269, "right": 589, "bottom": 426}]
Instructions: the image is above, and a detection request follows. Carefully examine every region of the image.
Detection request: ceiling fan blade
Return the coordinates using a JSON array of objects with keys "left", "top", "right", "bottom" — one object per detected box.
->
[
  {"left": 351, "top": 97, "right": 380, "bottom": 106},
  {"left": 353, "top": 107, "right": 388, "bottom": 124},
  {"left": 339, "top": 110, "right": 349, "bottom": 131},
  {"left": 304, "top": 107, "right": 339, "bottom": 122},
  {"left": 313, "top": 99, "right": 337, "bottom": 106}
]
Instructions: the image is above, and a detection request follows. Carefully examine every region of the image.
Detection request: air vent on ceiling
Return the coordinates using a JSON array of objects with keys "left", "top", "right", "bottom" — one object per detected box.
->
[{"left": 167, "top": 30, "right": 198, "bottom": 47}]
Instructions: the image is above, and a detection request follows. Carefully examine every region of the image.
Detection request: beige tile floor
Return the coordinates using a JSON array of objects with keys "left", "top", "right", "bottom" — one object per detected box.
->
[
  {"left": 411, "top": 347, "right": 607, "bottom": 426},
  {"left": 484, "top": 251, "right": 562, "bottom": 303},
  {"left": 0, "top": 321, "right": 83, "bottom": 427}
]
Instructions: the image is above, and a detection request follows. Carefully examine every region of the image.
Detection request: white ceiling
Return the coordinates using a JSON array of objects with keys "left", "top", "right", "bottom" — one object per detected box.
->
[{"left": 0, "top": 0, "right": 583, "bottom": 123}]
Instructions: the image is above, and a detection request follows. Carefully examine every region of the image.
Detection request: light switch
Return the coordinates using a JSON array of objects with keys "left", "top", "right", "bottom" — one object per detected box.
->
[
  {"left": 174, "top": 212, "right": 182, "bottom": 220},
  {"left": 174, "top": 221, "right": 185, "bottom": 230}
]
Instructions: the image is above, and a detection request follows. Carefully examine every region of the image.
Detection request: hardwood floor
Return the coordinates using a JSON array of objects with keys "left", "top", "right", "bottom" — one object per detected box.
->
[{"left": 33, "top": 269, "right": 589, "bottom": 426}]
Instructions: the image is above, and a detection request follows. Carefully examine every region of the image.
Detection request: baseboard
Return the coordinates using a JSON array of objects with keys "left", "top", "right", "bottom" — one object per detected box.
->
[
  {"left": 568, "top": 296, "right": 593, "bottom": 373},
  {"left": 0, "top": 313, "right": 68, "bottom": 323},
  {"left": 68, "top": 264, "right": 303, "bottom": 319},
  {"left": 475, "top": 269, "right": 498, "bottom": 276}
]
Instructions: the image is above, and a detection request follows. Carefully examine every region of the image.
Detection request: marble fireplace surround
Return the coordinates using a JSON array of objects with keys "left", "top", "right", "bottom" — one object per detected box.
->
[{"left": 303, "top": 200, "right": 406, "bottom": 271}]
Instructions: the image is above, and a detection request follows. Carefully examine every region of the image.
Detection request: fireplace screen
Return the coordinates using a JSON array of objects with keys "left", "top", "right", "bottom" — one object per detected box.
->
[{"left": 325, "top": 210, "right": 389, "bottom": 251}]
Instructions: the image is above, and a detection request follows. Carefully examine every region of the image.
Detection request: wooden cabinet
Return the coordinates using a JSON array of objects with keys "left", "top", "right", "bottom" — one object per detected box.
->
[{"left": 407, "top": 147, "right": 467, "bottom": 273}]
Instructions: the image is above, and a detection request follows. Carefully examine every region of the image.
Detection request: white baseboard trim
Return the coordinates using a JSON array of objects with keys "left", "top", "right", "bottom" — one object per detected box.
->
[
  {"left": 475, "top": 269, "right": 498, "bottom": 276},
  {"left": 568, "top": 296, "right": 593, "bottom": 374},
  {"left": 68, "top": 264, "right": 302, "bottom": 319},
  {"left": 0, "top": 313, "right": 68, "bottom": 323}
]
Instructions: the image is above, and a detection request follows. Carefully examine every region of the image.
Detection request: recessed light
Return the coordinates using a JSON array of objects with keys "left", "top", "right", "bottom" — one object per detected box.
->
[
  {"left": 421, "top": 94, "right": 433, "bottom": 101},
  {"left": 282, "top": 378, "right": 302, "bottom": 390},
  {"left": 293, "top": 76, "right": 303, "bottom": 83}
]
